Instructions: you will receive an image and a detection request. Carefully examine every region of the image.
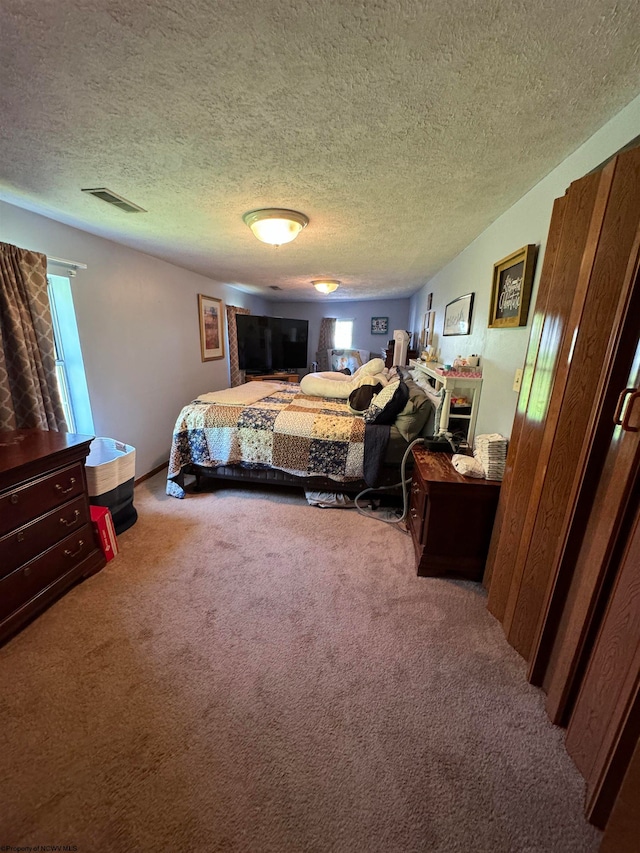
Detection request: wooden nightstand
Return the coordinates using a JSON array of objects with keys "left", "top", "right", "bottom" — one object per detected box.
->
[{"left": 408, "top": 446, "right": 500, "bottom": 581}]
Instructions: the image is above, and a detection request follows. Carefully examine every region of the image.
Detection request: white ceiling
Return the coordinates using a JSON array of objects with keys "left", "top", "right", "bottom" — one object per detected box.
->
[{"left": 1, "top": 1, "right": 639, "bottom": 301}]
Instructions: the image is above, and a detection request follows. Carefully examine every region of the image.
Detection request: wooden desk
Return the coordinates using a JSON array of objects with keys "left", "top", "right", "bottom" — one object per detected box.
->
[{"left": 408, "top": 447, "right": 500, "bottom": 581}]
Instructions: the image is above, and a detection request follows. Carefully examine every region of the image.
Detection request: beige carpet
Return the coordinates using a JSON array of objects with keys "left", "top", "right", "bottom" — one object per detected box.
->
[{"left": 0, "top": 473, "right": 601, "bottom": 853}]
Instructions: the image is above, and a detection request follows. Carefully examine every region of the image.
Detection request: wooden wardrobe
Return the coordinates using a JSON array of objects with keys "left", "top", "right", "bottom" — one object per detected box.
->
[{"left": 484, "top": 144, "right": 640, "bottom": 837}]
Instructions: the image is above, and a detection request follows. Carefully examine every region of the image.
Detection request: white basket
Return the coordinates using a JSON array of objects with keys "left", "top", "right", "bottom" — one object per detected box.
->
[{"left": 86, "top": 437, "right": 136, "bottom": 497}]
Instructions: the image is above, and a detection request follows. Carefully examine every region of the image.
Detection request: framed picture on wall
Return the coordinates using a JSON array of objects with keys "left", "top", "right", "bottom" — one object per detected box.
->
[
  {"left": 371, "top": 316, "right": 388, "bottom": 335},
  {"left": 488, "top": 244, "right": 538, "bottom": 328},
  {"left": 420, "top": 310, "right": 436, "bottom": 348},
  {"left": 198, "top": 294, "right": 225, "bottom": 361},
  {"left": 443, "top": 293, "right": 474, "bottom": 336}
]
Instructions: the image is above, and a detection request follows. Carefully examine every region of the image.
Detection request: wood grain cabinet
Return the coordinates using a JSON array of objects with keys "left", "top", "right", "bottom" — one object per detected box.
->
[
  {"left": 483, "top": 143, "right": 640, "bottom": 832},
  {"left": 408, "top": 447, "right": 500, "bottom": 581},
  {"left": 0, "top": 429, "right": 106, "bottom": 644},
  {"left": 245, "top": 373, "right": 299, "bottom": 383}
]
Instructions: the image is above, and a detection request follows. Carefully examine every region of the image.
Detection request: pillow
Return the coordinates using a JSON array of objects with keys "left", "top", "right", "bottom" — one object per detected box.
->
[
  {"left": 393, "top": 378, "right": 435, "bottom": 441},
  {"left": 300, "top": 371, "right": 382, "bottom": 399},
  {"left": 347, "top": 382, "right": 384, "bottom": 414},
  {"left": 352, "top": 358, "right": 385, "bottom": 380},
  {"left": 363, "top": 379, "right": 410, "bottom": 425}
]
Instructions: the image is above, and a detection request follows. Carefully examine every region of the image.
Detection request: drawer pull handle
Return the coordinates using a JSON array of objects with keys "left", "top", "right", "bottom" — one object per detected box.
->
[
  {"left": 23, "top": 566, "right": 32, "bottom": 578},
  {"left": 55, "top": 477, "right": 77, "bottom": 494},
  {"left": 17, "top": 531, "right": 25, "bottom": 543},
  {"left": 60, "top": 509, "right": 80, "bottom": 527},
  {"left": 64, "top": 539, "right": 84, "bottom": 558},
  {"left": 10, "top": 493, "right": 19, "bottom": 505}
]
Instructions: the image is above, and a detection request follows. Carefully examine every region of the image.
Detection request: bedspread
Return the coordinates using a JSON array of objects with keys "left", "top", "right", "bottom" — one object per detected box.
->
[{"left": 167, "top": 384, "right": 366, "bottom": 497}]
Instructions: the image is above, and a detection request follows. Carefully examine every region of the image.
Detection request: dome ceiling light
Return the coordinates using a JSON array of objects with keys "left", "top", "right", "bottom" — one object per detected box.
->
[
  {"left": 312, "top": 279, "right": 340, "bottom": 294},
  {"left": 242, "top": 208, "right": 309, "bottom": 246}
]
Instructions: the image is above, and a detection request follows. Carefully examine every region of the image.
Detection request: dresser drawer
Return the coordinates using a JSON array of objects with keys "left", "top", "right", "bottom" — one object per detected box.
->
[
  {"left": 0, "top": 495, "right": 89, "bottom": 579},
  {"left": 0, "top": 524, "right": 94, "bottom": 622},
  {"left": 0, "top": 462, "right": 85, "bottom": 537}
]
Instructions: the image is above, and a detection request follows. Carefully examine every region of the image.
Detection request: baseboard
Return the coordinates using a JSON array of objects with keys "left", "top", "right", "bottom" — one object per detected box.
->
[{"left": 135, "top": 461, "right": 168, "bottom": 486}]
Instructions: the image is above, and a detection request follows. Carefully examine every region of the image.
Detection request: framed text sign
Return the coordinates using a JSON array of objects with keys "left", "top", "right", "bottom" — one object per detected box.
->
[{"left": 488, "top": 244, "right": 538, "bottom": 328}]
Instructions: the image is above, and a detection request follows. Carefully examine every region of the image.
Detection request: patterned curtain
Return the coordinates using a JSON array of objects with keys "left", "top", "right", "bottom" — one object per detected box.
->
[
  {"left": 316, "top": 317, "right": 337, "bottom": 372},
  {"left": 0, "top": 242, "right": 67, "bottom": 431},
  {"left": 226, "top": 304, "right": 251, "bottom": 386}
]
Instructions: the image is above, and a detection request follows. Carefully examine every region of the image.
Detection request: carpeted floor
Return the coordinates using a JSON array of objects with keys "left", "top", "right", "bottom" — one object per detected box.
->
[{"left": 0, "top": 473, "right": 602, "bottom": 853}]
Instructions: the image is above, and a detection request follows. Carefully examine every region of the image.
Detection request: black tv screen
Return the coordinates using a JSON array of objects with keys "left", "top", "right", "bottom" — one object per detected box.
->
[{"left": 236, "top": 314, "right": 309, "bottom": 373}]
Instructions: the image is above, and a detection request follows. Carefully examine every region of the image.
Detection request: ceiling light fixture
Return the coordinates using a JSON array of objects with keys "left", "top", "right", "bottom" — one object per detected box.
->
[
  {"left": 312, "top": 279, "right": 340, "bottom": 294},
  {"left": 242, "top": 208, "right": 309, "bottom": 246}
]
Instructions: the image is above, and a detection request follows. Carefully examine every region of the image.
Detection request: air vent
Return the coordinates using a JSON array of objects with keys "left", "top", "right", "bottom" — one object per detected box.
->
[{"left": 81, "top": 187, "right": 147, "bottom": 213}]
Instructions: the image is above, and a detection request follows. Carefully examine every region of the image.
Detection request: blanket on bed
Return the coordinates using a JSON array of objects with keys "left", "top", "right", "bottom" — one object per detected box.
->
[{"left": 167, "top": 384, "right": 369, "bottom": 498}]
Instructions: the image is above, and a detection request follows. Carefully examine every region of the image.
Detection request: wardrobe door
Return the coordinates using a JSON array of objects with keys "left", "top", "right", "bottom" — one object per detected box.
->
[
  {"left": 600, "top": 737, "right": 640, "bottom": 853},
  {"left": 482, "top": 193, "right": 566, "bottom": 594},
  {"left": 485, "top": 169, "right": 604, "bottom": 619},
  {"left": 564, "top": 502, "right": 640, "bottom": 828},
  {"left": 486, "top": 146, "right": 640, "bottom": 662},
  {"left": 535, "top": 256, "right": 640, "bottom": 722}
]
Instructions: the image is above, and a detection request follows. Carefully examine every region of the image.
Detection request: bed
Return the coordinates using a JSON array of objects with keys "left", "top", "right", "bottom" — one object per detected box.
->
[{"left": 166, "top": 371, "right": 436, "bottom": 499}]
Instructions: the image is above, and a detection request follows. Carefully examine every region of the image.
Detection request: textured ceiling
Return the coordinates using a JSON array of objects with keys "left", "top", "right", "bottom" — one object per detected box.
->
[{"left": 1, "top": 1, "right": 639, "bottom": 301}]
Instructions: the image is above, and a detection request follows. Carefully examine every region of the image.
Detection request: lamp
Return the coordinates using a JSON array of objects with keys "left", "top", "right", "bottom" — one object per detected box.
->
[
  {"left": 243, "top": 208, "right": 309, "bottom": 246},
  {"left": 312, "top": 279, "right": 340, "bottom": 294}
]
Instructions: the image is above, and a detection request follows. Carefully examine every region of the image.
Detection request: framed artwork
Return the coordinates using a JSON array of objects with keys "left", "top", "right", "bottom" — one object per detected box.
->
[
  {"left": 427, "top": 292, "right": 433, "bottom": 311},
  {"left": 443, "top": 293, "right": 474, "bottom": 336},
  {"left": 420, "top": 311, "right": 436, "bottom": 348},
  {"left": 198, "top": 294, "right": 225, "bottom": 361},
  {"left": 488, "top": 244, "right": 538, "bottom": 328},
  {"left": 371, "top": 316, "right": 388, "bottom": 335}
]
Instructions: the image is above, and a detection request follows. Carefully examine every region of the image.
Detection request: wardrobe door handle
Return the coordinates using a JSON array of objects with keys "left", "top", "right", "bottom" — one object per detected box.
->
[
  {"left": 621, "top": 390, "right": 640, "bottom": 432},
  {"left": 614, "top": 388, "right": 635, "bottom": 425}
]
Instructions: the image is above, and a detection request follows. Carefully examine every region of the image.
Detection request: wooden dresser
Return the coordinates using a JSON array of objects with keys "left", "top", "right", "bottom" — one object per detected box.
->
[
  {"left": 245, "top": 373, "right": 299, "bottom": 383},
  {"left": 0, "top": 429, "right": 106, "bottom": 644},
  {"left": 408, "top": 447, "right": 501, "bottom": 581}
]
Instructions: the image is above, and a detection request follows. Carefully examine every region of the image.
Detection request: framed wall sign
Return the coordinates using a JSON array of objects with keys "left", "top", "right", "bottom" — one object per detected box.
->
[
  {"left": 443, "top": 293, "right": 474, "bottom": 336},
  {"left": 371, "top": 316, "right": 388, "bottom": 335},
  {"left": 488, "top": 244, "right": 538, "bottom": 328},
  {"left": 198, "top": 294, "right": 225, "bottom": 361}
]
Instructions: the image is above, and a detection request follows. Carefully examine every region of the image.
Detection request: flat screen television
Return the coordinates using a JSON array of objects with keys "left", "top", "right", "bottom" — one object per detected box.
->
[{"left": 236, "top": 314, "right": 309, "bottom": 373}]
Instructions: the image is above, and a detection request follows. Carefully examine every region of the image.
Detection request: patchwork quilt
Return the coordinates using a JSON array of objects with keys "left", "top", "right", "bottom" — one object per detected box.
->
[{"left": 167, "top": 385, "right": 366, "bottom": 497}]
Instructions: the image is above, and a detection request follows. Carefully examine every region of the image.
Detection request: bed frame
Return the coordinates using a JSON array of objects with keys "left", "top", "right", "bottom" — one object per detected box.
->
[{"left": 186, "top": 461, "right": 407, "bottom": 495}]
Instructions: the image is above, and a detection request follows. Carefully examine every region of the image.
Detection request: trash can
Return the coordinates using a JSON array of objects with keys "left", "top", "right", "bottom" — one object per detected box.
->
[{"left": 85, "top": 438, "right": 138, "bottom": 535}]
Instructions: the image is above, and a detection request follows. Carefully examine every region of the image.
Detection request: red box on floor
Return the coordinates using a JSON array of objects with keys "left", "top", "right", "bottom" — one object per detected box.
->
[{"left": 90, "top": 505, "right": 119, "bottom": 562}]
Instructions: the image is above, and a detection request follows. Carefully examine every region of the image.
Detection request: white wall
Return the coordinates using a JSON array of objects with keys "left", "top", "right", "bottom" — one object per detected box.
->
[
  {"left": 409, "top": 93, "right": 640, "bottom": 438},
  {"left": 0, "top": 202, "right": 267, "bottom": 477},
  {"left": 271, "top": 297, "right": 412, "bottom": 367}
]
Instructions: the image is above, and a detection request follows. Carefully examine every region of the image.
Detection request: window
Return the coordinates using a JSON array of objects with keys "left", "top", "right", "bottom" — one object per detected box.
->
[
  {"left": 47, "top": 274, "right": 94, "bottom": 434},
  {"left": 334, "top": 319, "right": 353, "bottom": 349}
]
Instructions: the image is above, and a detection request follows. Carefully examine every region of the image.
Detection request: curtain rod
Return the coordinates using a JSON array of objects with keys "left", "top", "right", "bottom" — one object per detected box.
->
[{"left": 47, "top": 255, "right": 88, "bottom": 274}]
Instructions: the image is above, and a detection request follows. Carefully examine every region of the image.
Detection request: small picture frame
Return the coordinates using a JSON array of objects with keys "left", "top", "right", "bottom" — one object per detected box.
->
[
  {"left": 488, "top": 244, "right": 538, "bottom": 328},
  {"left": 198, "top": 294, "right": 225, "bottom": 361},
  {"left": 371, "top": 316, "right": 388, "bottom": 335},
  {"left": 443, "top": 293, "right": 474, "bottom": 336}
]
